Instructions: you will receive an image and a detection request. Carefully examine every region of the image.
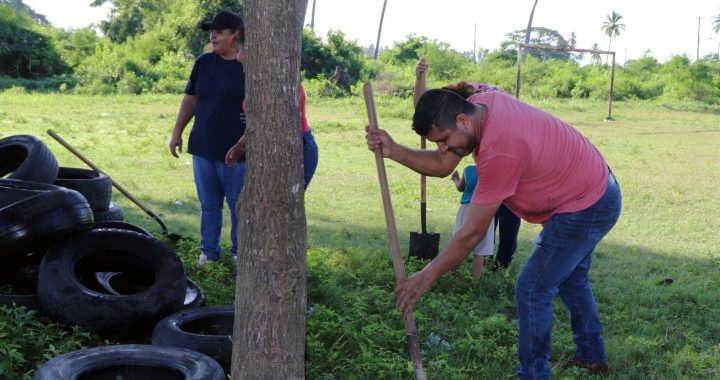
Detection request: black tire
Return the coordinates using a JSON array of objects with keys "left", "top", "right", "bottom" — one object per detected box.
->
[
  {"left": 0, "top": 251, "right": 43, "bottom": 310},
  {"left": 33, "top": 344, "right": 225, "bottom": 380},
  {"left": 93, "top": 220, "right": 151, "bottom": 236},
  {"left": 152, "top": 306, "right": 234, "bottom": 373},
  {"left": 0, "top": 179, "right": 93, "bottom": 258},
  {"left": 38, "top": 229, "right": 186, "bottom": 336},
  {"left": 54, "top": 167, "right": 112, "bottom": 210},
  {"left": 0, "top": 134, "right": 58, "bottom": 184},
  {"left": 92, "top": 201, "right": 124, "bottom": 222}
]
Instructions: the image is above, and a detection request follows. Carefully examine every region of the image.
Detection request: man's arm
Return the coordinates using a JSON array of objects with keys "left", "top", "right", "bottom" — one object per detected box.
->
[
  {"left": 412, "top": 58, "right": 428, "bottom": 108},
  {"left": 365, "top": 126, "right": 461, "bottom": 177},
  {"left": 394, "top": 201, "right": 500, "bottom": 312}
]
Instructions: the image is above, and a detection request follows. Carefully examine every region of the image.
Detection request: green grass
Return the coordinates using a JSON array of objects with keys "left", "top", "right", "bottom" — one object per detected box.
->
[{"left": 1, "top": 91, "right": 719, "bottom": 379}]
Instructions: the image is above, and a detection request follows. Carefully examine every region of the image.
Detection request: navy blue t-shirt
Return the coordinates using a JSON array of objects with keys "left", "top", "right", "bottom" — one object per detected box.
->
[{"left": 185, "top": 53, "right": 246, "bottom": 161}]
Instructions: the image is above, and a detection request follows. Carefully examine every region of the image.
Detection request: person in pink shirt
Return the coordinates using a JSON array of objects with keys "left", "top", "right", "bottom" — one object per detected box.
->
[
  {"left": 366, "top": 89, "right": 621, "bottom": 379},
  {"left": 225, "top": 32, "right": 319, "bottom": 188},
  {"left": 414, "top": 58, "right": 522, "bottom": 271}
]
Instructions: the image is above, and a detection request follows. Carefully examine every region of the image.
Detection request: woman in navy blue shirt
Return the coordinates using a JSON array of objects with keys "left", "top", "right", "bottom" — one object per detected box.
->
[{"left": 169, "top": 10, "right": 246, "bottom": 265}]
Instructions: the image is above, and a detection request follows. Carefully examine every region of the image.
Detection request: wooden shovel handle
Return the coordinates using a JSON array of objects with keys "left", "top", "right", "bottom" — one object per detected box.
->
[
  {"left": 47, "top": 129, "right": 170, "bottom": 235},
  {"left": 363, "top": 83, "right": 426, "bottom": 380}
]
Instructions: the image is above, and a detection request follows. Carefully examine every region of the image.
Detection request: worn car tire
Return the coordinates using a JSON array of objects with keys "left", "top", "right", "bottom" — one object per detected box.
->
[
  {"left": 0, "top": 134, "right": 58, "bottom": 184},
  {"left": 38, "top": 229, "right": 186, "bottom": 336},
  {"left": 33, "top": 344, "right": 225, "bottom": 380},
  {"left": 152, "top": 306, "right": 234, "bottom": 373},
  {"left": 54, "top": 167, "right": 112, "bottom": 210},
  {"left": 0, "top": 179, "right": 93, "bottom": 258},
  {"left": 92, "top": 201, "right": 124, "bottom": 222},
  {"left": 92, "top": 220, "right": 151, "bottom": 236},
  {"left": 0, "top": 251, "right": 42, "bottom": 309}
]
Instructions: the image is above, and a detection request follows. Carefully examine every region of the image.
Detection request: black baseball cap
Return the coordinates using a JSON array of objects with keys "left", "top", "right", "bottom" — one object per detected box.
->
[{"left": 200, "top": 10, "right": 243, "bottom": 31}]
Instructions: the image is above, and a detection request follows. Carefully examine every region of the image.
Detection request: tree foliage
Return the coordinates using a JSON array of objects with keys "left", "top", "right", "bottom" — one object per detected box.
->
[
  {"left": 505, "top": 27, "right": 572, "bottom": 60},
  {"left": 1, "top": 0, "right": 49, "bottom": 24},
  {"left": 0, "top": 3, "right": 69, "bottom": 78},
  {"left": 301, "top": 29, "right": 366, "bottom": 84},
  {"left": 601, "top": 11, "right": 625, "bottom": 52}
]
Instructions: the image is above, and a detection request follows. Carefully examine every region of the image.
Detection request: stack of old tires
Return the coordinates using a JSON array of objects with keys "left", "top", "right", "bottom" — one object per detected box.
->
[{"left": 1, "top": 134, "right": 227, "bottom": 379}]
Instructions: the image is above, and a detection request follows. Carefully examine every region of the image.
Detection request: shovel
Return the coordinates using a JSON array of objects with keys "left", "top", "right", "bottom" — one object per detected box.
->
[
  {"left": 47, "top": 129, "right": 183, "bottom": 242},
  {"left": 363, "top": 83, "right": 426, "bottom": 380},
  {"left": 408, "top": 137, "right": 440, "bottom": 260}
]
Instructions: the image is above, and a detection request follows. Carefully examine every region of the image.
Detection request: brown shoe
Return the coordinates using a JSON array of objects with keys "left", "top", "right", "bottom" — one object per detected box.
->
[{"left": 560, "top": 359, "right": 609, "bottom": 375}]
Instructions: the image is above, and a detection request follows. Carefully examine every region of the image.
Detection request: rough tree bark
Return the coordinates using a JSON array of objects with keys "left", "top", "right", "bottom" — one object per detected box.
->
[{"left": 232, "top": 0, "right": 309, "bottom": 379}]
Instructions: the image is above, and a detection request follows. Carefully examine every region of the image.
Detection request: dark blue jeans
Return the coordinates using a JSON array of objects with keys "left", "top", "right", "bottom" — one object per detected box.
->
[
  {"left": 516, "top": 173, "right": 621, "bottom": 379},
  {"left": 192, "top": 155, "right": 246, "bottom": 261},
  {"left": 494, "top": 204, "right": 521, "bottom": 268},
  {"left": 303, "top": 129, "right": 319, "bottom": 188}
]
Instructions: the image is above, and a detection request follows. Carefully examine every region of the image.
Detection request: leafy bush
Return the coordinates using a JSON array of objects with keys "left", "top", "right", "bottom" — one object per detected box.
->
[
  {"left": 74, "top": 42, "right": 159, "bottom": 94},
  {"left": 0, "top": 306, "right": 107, "bottom": 380},
  {"left": 0, "top": 5, "right": 70, "bottom": 78},
  {"left": 0, "top": 74, "right": 76, "bottom": 92},
  {"left": 303, "top": 78, "right": 351, "bottom": 98},
  {"left": 302, "top": 29, "right": 369, "bottom": 85}
]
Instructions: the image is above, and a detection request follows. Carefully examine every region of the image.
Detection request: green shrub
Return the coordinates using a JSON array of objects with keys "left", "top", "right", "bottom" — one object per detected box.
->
[
  {"left": 0, "top": 306, "right": 107, "bottom": 380},
  {"left": 303, "top": 78, "right": 350, "bottom": 98}
]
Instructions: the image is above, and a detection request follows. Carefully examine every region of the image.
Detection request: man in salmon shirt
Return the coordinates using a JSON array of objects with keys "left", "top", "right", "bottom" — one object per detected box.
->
[{"left": 366, "top": 88, "right": 622, "bottom": 379}]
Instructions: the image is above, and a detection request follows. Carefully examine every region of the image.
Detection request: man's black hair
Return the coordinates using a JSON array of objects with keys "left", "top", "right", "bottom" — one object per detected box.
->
[{"left": 412, "top": 89, "right": 476, "bottom": 136}]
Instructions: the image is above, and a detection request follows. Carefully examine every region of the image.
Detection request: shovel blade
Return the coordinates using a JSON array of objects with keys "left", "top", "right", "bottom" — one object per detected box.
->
[{"left": 409, "top": 232, "right": 440, "bottom": 260}]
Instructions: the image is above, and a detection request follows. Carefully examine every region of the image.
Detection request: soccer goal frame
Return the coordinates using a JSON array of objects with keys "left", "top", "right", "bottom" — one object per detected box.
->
[{"left": 515, "top": 43, "right": 617, "bottom": 120}]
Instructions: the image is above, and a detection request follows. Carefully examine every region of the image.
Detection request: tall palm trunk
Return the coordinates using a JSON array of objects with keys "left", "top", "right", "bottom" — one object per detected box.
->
[
  {"left": 373, "top": 0, "right": 388, "bottom": 59},
  {"left": 523, "top": 0, "right": 539, "bottom": 56}
]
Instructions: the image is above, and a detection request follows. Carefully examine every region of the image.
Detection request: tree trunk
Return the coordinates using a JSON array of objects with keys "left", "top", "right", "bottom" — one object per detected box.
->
[{"left": 232, "top": 0, "right": 309, "bottom": 379}]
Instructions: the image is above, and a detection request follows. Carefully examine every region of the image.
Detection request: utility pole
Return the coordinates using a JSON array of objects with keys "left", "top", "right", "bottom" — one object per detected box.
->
[
  {"left": 624, "top": 47, "right": 627, "bottom": 65},
  {"left": 697, "top": 16, "right": 702, "bottom": 61},
  {"left": 310, "top": 0, "right": 316, "bottom": 30},
  {"left": 473, "top": 22, "right": 477, "bottom": 62}
]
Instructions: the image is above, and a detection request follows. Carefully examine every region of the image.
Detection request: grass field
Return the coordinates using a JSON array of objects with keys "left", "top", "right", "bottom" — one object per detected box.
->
[{"left": 1, "top": 90, "right": 719, "bottom": 379}]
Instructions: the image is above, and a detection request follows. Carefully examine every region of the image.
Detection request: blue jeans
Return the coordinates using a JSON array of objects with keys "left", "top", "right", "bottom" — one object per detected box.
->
[
  {"left": 494, "top": 204, "right": 521, "bottom": 268},
  {"left": 192, "top": 155, "right": 246, "bottom": 261},
  {"left": 516, "top": 173, "right": 621, "bottom": 379},
  {"left": 303, "top": 129, "right": 319, "bottom": 188}
]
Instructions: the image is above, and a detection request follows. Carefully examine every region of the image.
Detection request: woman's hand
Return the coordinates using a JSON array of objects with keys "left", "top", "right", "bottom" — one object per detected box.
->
[
  {"left": 225, "top": 137, "right": 246, "bottom": 167},
  {"left": 169, "top": 134, "right": 183, "bottom": 158}
]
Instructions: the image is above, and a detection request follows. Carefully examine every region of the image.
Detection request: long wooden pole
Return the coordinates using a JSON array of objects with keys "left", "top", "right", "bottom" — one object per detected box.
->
[{"left": 363, "top": 83, "right": 426, "bottom": 380}]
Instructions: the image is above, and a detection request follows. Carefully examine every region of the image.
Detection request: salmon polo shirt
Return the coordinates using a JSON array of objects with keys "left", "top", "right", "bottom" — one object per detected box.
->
[{"left": 468, "top": 91, "right": 608, "bottom": 224}]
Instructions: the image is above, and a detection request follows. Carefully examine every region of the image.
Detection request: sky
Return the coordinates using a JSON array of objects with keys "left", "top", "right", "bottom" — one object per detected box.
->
[{"left": 22, "top": 0, "right": 720, "bottom": 63}]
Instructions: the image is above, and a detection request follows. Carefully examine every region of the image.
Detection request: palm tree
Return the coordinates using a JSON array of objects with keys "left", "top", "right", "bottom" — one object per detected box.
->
[
  {"left": 590, "top": 43, "right": 602, "bottom": 65},
  {"left": 601, "top": 11, "right": 625, "bottom": 63},
  {"left": 373, "top": 0, "right": 388, "bottom": 59}
]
